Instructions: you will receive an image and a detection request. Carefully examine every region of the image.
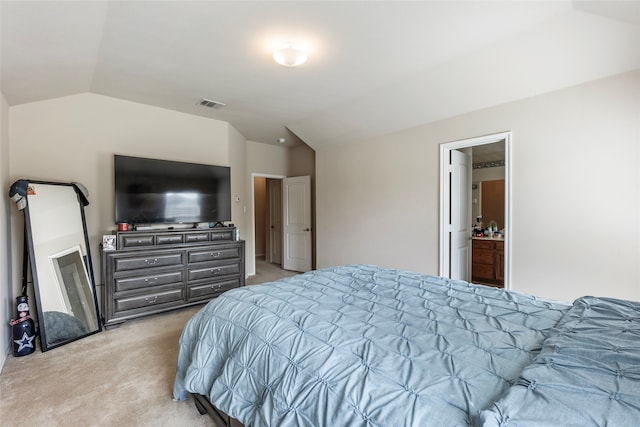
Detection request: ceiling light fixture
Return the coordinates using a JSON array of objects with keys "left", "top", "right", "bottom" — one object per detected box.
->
[{"left": 272, "top": 42, "right": 307, "bottom": 67}]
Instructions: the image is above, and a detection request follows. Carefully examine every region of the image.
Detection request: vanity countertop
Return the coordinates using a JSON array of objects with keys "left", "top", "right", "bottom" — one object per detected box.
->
[{"left": 472, "top": 236, "right": 504, "bottom": 241}]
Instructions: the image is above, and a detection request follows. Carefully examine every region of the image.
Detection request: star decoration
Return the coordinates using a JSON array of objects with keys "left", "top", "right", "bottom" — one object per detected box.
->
[{"left": 14, "top": 332, "right": 35, "bottom": 352}]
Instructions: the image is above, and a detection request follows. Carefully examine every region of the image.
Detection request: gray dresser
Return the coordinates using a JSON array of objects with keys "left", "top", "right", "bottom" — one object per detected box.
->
[{"left": 102, "top": 228, "right": 245, "bottom": 328}]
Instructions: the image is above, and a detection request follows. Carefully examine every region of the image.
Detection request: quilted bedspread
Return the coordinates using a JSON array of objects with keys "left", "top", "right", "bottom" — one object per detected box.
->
[
  {"left": 173, "top": 265, "right": 570, "bottom": 426},
  {"left": 480, "top": 296, "right": 640, "bottom": 426}
]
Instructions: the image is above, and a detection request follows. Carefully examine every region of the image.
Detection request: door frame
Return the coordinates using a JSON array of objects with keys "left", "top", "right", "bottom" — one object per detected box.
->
[
  {"left": 439, "top": 131, "right": 512, "bottom": 289},
  {"left": 250, "top": 173, "right": 286, "bottom": 278}
]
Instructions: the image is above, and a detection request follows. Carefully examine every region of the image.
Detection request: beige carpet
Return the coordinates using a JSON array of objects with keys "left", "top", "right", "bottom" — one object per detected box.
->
[
  {"left": 246, "top": 257, "right": 297, "bottom": 285},
  {"left": 0, "top": 259, "right": 296, "bottom": 427}
]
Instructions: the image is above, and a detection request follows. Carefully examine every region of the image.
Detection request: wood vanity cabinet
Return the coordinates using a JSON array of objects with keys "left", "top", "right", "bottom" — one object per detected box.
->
[
  {"left": 472, "top": 239, "right": 504, "bottom": 287},
  {"left": 102, "top": 228, "right": 245, "bottom": 328}
]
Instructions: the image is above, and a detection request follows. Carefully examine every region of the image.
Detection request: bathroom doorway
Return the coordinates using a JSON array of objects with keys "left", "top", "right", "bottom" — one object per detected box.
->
[{"left": 439, "top": 132, "right": 511, "bottom": 288}]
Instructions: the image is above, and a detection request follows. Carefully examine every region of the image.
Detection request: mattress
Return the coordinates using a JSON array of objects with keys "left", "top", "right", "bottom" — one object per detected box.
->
[{"left": 174, "top": 264, "right": 573, "bottom": 426}]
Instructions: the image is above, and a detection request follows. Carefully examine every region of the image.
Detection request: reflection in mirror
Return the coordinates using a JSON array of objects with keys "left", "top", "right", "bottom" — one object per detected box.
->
[
  {"left": 46, "top": 246, "right": 98, "bottom": 344},
  {"left": 21, "top": 181, "right": 101, "bottom": 351}
]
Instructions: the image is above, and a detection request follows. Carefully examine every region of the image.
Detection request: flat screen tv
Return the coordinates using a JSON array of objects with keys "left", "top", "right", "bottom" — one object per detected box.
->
[{"left": 114, "top": 155, "right": 231, "bottom": 225}]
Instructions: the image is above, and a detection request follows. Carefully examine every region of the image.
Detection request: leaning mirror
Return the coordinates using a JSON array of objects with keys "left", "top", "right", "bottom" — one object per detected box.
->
[{"left": 21, "top": 181, "right": 101, "bottom": 351}]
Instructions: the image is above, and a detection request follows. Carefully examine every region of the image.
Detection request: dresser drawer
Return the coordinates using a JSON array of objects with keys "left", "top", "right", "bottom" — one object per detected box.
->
[
  {"left": 188, "top": 278, "right": 241, "bottom": 301},
  {"left": 113, "top": 252, "right": 184, "bottom": 272},
  {"left": 118, "top": 234, "right": 155, "bottom": 248},
  {"left": 185, "top": 232, "right": 210, "bottom": 243},
  {"left": 115, "top": 288, "right": 184, "bottom": 312},
  {"left": 472, "top": 240, "right": 495, "bottom": 250},
  {"left": 210, "top": 229, "right": 234, "bottom": 241},
  {"left": 114, "top": 271, "right": 184, "bottom": 292},
  {"left": 188, "top": 263, "right": 240, "bottom": 281},
  {"left": 156, "top": 234, "right": 184, "bottom": 245},
  {"left": 188, "top": 246, "right": 241, "bottom": 264}
]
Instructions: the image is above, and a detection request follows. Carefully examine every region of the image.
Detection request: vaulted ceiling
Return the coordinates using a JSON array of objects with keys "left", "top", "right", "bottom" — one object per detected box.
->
[{"left": 2, "top": 1, "right": 639, "bottom": 150}]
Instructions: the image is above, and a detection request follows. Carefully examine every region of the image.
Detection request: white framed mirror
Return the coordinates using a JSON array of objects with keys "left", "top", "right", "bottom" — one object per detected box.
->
[{"left": 22, "top": 181, "right": 101, "bottom": 351}]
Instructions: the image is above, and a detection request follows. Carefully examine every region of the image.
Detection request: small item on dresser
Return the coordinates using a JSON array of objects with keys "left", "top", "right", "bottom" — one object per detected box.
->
[
  {"left": 102, "top": 235, "right": 116, "bottom": 251},
  {"left": 117, "top": 223, "right": 129, "bottom": 231}
]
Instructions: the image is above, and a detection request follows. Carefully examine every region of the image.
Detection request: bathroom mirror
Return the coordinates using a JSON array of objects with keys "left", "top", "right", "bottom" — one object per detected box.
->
[{"left": 23, "top": 181, "right": 101, "bottom": 351}]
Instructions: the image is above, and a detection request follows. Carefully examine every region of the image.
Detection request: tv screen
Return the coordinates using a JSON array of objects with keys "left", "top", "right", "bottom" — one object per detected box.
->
[{"left": 114, "top": 155, "right": 231, "bottom": 225}]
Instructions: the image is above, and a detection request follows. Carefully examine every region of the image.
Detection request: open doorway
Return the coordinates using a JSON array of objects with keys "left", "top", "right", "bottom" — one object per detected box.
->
[
  {"left": 439, "top": 132, "right": 511, "bottom": 289},
  {"left": 252, "top": 175, "right": 289, "bottom": 282},
  {"left": 250, "top": 173, "right": 313, "bottom": 284}
]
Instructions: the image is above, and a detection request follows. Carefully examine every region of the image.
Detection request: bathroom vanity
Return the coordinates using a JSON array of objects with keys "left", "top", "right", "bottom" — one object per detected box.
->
[{"left": 471, "top": 237, "right": 504, "bottom": 287}]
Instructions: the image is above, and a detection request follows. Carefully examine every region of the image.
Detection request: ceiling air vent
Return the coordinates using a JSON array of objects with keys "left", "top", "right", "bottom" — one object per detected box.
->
[{"left": 199, "top": 98, "right": 226, "bottom": 108}]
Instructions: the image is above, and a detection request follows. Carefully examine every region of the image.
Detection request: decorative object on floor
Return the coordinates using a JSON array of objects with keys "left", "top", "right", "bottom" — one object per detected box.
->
[
  {"left": 10, "top": 295, "right": 36, "bottom": 356},
  {"left": 11, "top": 180, "right": 102, "bottom": 351}
]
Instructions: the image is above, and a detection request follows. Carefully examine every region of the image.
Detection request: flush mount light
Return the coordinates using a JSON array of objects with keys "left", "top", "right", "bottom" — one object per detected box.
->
[{"left": 272, "top": 42, "right": 307, "bottom": 67}]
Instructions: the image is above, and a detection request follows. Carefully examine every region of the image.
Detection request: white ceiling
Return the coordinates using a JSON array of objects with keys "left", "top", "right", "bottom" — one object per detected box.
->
[{"left": 2, "top": 1, "right": 639, "bottom": 150}]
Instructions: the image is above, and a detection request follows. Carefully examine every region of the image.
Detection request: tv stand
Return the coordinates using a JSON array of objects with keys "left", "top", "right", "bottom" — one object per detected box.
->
[{"left": 101, "top": 228, "right": 245, "bottom": 328}]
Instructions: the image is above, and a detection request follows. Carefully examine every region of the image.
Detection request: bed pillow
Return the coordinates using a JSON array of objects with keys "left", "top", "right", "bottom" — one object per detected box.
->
[{"left": 479, "top": 296, "right": 640, "bottom": 426}]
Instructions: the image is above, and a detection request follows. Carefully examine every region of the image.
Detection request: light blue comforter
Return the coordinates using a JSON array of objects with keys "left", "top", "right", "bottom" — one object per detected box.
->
[
  {"left": 480, "top": 296, "right": 640, "bottom": 426},
  {"left": 173, "top": 265, "right": 569, "bottom": 426}
]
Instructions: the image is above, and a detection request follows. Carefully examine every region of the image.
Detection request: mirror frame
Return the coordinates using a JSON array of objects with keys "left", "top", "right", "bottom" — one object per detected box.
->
[{"left": 23, "top": 180, "right": 102, "bottom": 351}]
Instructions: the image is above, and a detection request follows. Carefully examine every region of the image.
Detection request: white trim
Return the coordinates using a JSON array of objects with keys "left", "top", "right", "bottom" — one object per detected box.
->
[{"left": 439, "top": 131, "right": 512, "bottom": 289}]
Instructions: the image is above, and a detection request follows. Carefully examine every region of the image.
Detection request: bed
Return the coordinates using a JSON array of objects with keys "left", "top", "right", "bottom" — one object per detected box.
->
[{"left": 173, "top": 264, "right": 640, "bottom": 426}]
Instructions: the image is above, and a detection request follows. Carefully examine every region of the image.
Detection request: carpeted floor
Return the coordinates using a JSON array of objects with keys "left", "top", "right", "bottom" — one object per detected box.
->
[
  {"left": 246, "top": 257, "right": 297, "bottom": 286},
  {"left": 0, "top": 259, "right": 296, "bottom": 427}
]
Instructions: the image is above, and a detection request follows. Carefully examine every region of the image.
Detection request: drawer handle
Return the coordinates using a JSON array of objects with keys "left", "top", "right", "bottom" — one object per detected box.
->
[
  {"left": 145, "top": 296, "right": 158, "bottom": 304},
  {"left": 145, "top": 258, "right": 158, "bottom": 265},
  {"left": 210, "top": 268, "right": 221, "bottom": 275},
  {"left": 211, "top": 285, "right": 222, "bottom": 291},
  {"left": 144, "top": 277, "right": 158, "bottom": 285},
  {"left": 210, "top": 251, "right": 221, "bottom": 258}
]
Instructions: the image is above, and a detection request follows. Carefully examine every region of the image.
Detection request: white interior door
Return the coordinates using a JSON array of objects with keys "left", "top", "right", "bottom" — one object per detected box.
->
[
  {"left": 282, "top": 176, "right": 312, "bottom": 272},
  {"left": 450, "top": 150, "right": 472, "bottom": 280},
  {"left": 267, "top": 178, "right": 283, "bottom": 264}
]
